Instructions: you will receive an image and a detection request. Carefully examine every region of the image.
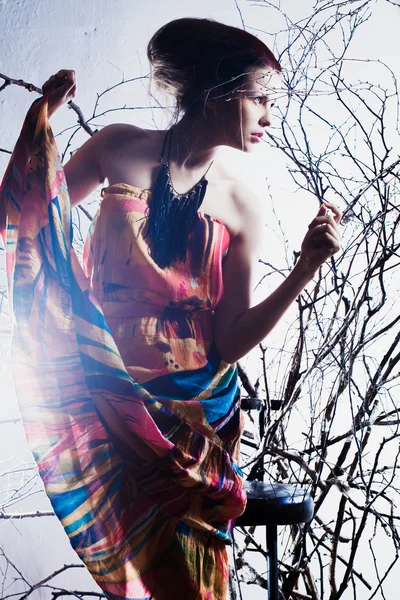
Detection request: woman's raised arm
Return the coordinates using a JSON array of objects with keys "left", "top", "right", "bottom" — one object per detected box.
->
[
  {"left": 35, "top": 69, "right": 106, "bottom": 207},
  {"left": 213, "top": 187, "right": 342, "bottom": 364}
]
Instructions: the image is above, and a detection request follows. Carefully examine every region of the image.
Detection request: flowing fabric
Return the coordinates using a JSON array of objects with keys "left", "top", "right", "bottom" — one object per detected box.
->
[{"left": 0, "top": 97, "right": 246, "bottom": 600}]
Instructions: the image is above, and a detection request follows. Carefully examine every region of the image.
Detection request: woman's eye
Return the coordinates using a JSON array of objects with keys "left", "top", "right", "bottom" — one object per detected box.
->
[{"left": 253, "top": 97, "right": 264, "bottom": 104}]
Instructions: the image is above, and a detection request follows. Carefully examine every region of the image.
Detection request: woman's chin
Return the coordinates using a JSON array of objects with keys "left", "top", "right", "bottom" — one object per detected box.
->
[
  {"left": 223, "top": 136, "right": 259, "bottom": 153},
  {"left": 241, "top": 140, "right": 258, "bottom": 153}
]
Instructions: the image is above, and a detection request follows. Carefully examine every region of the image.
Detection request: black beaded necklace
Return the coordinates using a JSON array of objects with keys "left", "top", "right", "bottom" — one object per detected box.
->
[{"left": 146, "top": 127, "right": 214, "bottom": 269}]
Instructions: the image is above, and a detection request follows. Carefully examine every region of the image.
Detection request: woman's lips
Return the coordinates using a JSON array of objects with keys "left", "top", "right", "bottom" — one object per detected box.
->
[{"left": 251, "top": 132, "right": 264, "bottom": 142}]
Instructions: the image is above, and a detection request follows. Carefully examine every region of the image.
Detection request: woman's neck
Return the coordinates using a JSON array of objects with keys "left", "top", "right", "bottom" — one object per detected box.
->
[{"left": 167, "top": 110, "right": 221, "bottom": 172}]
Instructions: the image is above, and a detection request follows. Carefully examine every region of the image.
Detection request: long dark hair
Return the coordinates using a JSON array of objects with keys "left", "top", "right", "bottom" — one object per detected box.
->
[{"left": 147, "top": 18, "right": 282, "bottom": 116}]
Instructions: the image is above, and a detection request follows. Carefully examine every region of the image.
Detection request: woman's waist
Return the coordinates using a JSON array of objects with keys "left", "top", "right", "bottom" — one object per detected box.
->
[
  {"left": 105, "top": 310, "right": 215, "bottom": 381},
  {"left": 103, "top": 302, "right": 213, "bottom": 342},
  {"left": 101, "top": 299, "right": 213, "bottom": 320}
]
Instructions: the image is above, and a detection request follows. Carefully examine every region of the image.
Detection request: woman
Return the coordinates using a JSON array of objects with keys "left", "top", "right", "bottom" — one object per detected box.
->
[{"left": 0, "top": 17, "right": 341, "bottom": 600}]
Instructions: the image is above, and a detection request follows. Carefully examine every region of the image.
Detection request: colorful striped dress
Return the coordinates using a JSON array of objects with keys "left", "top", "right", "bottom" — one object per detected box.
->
[{"left": 0, "top": 97, "right": 246, "bottom": 600}]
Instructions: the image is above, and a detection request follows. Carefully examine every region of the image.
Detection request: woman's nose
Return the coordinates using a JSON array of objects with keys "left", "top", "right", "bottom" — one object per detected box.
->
[{"left": 259, "top": 107, "right": 271, "bottom": 128}]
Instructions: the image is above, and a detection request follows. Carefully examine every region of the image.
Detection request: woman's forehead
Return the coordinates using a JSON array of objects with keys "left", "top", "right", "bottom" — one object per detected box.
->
[{"left": 244, "top": 68, "right": 282, "bottom": 96}]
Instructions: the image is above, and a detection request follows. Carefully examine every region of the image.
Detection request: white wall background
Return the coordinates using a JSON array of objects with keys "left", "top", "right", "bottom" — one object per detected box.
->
[{"left": 0, "top": 0, "right": 399, "bottom": 598}]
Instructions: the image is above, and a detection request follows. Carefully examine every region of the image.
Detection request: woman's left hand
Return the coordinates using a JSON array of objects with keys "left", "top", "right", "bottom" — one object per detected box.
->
[{"left": 298, "top": 202, "right": 342, "bottom": 274}]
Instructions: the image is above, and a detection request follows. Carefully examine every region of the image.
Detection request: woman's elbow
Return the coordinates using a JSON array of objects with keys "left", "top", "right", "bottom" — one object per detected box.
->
[{"left": 214, "top": 336, "right": 243, "bottom": 365}]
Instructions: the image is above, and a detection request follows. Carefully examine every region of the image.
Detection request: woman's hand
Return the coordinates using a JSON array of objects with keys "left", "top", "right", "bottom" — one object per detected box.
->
[
  {"left": 41, "top": 69, "right": 76, "bottom": 117},
  {"left": 298, "top": 202, "right": 342, "bottom": 274}
]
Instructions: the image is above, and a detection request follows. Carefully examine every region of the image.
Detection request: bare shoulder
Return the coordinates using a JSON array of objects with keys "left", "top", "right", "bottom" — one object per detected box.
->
[
  {"left": 93, "top": 124, "right": 164, "bottom": 188},
  {"left": 231, "top": 179, "right": 262, "bottom": 223},
  {"left": 92, "top": 122, "right": 154, "bottom": 152},
  {"left": 67, "top": 123, "right": 150, "bottom": 165},
  {"left": 64, "top": 123, "right": 162, "bottom": 206},
  {"left": 210, "top": 162, "right": 264, "bottom": 243}
]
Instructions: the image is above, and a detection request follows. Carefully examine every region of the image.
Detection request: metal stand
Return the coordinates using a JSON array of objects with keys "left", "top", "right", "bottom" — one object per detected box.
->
[{"left": 266, "top": 524, "right": 279, "bottom": 600}]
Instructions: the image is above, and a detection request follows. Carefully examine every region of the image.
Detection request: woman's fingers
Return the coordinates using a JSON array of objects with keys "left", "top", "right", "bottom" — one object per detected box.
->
[
  {"left": 308, "top": 210, "right": 341, "bottom": 231},
  {"left": 298, "top": 202, "right": 343, "bottom": 272},
  {"left": 320, "top": 201, "right": 342, "bottom": 224},
  {"left": 308, "top": 221, "right": 339, "bottom": 240},
  {"left": 41, "top": 70, "right": 76, "bottom": 117},
  {"left": 42, "top": 71, "right": 76, "bottom": 95},
  {"left": 308, "top": 218, "right": 340, "bottom": 240},
  {"left": 309, "top": 229, "right": 341, "bottom": 253}
]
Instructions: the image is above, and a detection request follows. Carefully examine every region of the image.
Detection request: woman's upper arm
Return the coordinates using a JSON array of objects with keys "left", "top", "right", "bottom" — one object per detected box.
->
[
  {"left": 63, "top": 127, "right": 108, "bottom": 207},
  {"left": 63, "top": 123, "right": 135, "bottom": 207},
  {"left": 213, "top": 188, "right": 263, "bottom": 359}
]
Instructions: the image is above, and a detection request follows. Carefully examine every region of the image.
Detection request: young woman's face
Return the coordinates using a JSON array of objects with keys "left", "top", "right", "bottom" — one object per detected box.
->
[{"left": 219, "top": 67, "right": 282, "bottom": 152}]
